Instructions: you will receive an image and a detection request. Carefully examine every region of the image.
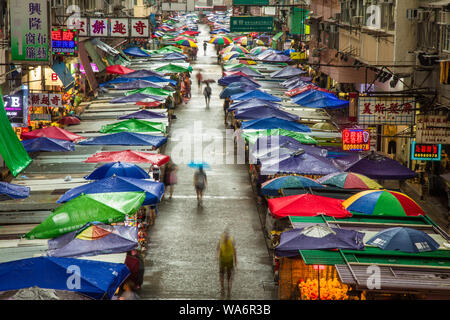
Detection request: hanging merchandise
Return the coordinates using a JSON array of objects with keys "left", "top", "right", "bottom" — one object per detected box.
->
[{"left": 440, "top": 61, "right": 450, "bottom": 85}]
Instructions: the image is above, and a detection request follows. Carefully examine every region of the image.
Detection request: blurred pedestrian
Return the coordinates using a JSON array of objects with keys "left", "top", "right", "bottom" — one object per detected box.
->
[
  {"left": 217, "top": 228, "right": 237, "bottom": 298},
  {"left": 150, "top": 165, "right": 160, "bottom": 181},
  {"left": 203, "top": 82, "right": 212, "bottom": 108},
  {"left": 223, "top": 96, "right": 231, "bottom": 126},
  {"left": 193, "top": 165, "right": 207, "bottom": 205},
  {"left": 203, "top": 41, "right": 207, "bottom": 55},
  {"left": 119, "top": 280, "right": 140, "bottom": 300},
  {"left": 164, "top": 162, "right": 178, "bottom": 199},
  {"left": 196, "top": 71, "right": 203, "bottom": 93}
]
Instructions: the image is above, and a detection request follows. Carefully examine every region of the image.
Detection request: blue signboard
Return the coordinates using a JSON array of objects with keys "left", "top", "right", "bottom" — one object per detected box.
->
[{"left": 411, "top": 141, "right": 441, "bottom": 161}]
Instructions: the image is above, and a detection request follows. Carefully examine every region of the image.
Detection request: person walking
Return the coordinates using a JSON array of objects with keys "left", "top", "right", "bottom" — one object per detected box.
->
[
  {"left": 203, "top": 82, "right": 212, "bottom": 108},
  {"left": 203, "top": 41, "right": 207, "bottom": 55},
  {"left": 217, "top": 228, "right": 237, "bottom": 298},
  {"left": 193, "top": 165, "right": 207, "bottom": 205},
  {"left": 196, "top": 71, "right": 203, "bottom": 93},
  {"left": 164, "top": 162, "right": 178, "bottom": 199},
  {"left": 223, "top": 96, "right": 231, "bottom": 126}
]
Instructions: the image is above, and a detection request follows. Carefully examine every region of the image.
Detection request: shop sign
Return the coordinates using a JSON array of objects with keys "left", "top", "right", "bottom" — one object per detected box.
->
[
  {"left": 342, "top": 129, "right": 370, "bottom": 151},
  {"left": 67, "top": 17, "right": 88, "bottom": 37},
  {"left": 79, "top": 63, "right": 99, "bottom": 74},
  {"left": 10, "top": 0, "right": 50, "bottom": 63},
  {"left": 415, "top": 114, "right": 450, "bottom": 144},
  {"left": 358, "top": 96, "right": 415, "bottom": 125},
  {"left": 28, "top": 93, "right": 62, "bottom": 108},
  {"left": 291, "top": 8, "right": 309, "bottom": 35},
  {"left": 411, "top": 141, "right": 441, "bottom": 161},
  {"left": 89, "top": 18, "right": 108, "bottom": 37},
  {"left": 110, "top": 18, "right": 129, "bottom": 37},
  {"left": 3, "top": 87, "right": 28, "bottom": 127},
  {"left": 230, "top": 16, "right": 273, "bottom": 32},
  {"left": 51, "top": 28, "right": 78, "bottom": 56},
  {"left": 131, "top": 19, "right": 149, "bottom": 37}
]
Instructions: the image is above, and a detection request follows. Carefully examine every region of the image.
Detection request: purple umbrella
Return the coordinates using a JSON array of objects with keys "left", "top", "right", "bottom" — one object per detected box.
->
[
  {"left": 234, "top": 106, "right": 299, "bottom": 121},
  {"left": 260, "top": 52, "right": 292, "bottom": 63},
  {"left": 113, "top": 80, "right": 164, "bottom": 90},
  {"left": 118, "top": 110, "right": 166, "bottom": 120}
]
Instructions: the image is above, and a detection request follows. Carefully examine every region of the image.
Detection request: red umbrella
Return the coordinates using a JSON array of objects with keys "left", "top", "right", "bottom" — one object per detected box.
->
[
  {"left": 135, "top": 101, "right": 162, "bottom": 108},
  {"left": 106, "top": 65, "right": 135, "bottom": 75},
  {"left": 172, "top": 36, "right": 197, "bottom": 43},
  {"left": 21, "top": 126, "right": 85, "bottom": 142},
  {"left": 268, "top": 194, "right": 352, "bottom": 219},
  {"left": 181, "top": 31, "right": 200, "bottom": 36},
  {"left": 58, "top": 116, "right": 81, "bottom": 125},
  {"left": 223, "top": 71, "right": 251, "bottom": 78},
  {"left": 84, "top": 150, "right": 170, "bottom": 166}
]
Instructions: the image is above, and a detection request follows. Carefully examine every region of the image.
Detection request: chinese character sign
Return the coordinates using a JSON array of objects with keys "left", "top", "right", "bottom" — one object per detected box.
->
[
  {"left": 342, "top": 129, "right": 370, "bottom": 151},
  {"left": 51, "top": 28, "right": 78, "bottom": 55},
  {"left": 131, "top": 19, "right": 149, "bottom": 37},
  {"left": 90, "top": 18, "right": 108, "bottom": 37},
  {"left": 10, "top": 0, "right": 49, "bottom": 63},
  {"left": 415, "top": 114, "right": 450, "bottom": 144},
  {"left": 358, "top": 97, "right": 415, "bottom": 125},
  {"left": 67, "top": 17, "right": 88, "bottom": 37},
  {"left": 28, "top": 93, "right": 62, "bottom": 108},
  {"left": 411, "top": 141, "right": 441, "bottom": 161},
  {"left": 110, "top": 18, "right": 129, "bottom": 37}
]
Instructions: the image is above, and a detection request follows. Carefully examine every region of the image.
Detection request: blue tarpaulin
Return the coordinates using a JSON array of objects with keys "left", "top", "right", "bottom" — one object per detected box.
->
[
  {"left": 234, "top": 107, "right": 299, "bottom": 121},
  {"left": 230, "top": 90, "right": 282, "bottom": 102},
  {"left": 22, "top": 137, "right": 75, "bottom": 152},
  {"left": 47, "top": 223, "right": 138, "bottom": 258},
  {"left": 241, "top": 117, "right": 311, "bottom": 132},
  {"left": 228, "top": 98, "right": 281, "bottom": 111},
  {"left": 281, "top": 76, "right": 311, "bottom": 88},
  {"left": 260, "top": 52, "right": 292, "bottom": 63},
  {"left": 218, "top": 75, "right": 260, "bottom": 87},
  {"left": 57, "top": 175, "right": 165, "bottom": 205},
  {"left": 219, "top": 86, "right": 255, "bottom": 99},
  {"left": 0, "top": 256, "right": 130, "bottom": 299},
  {"left": 293, "top": 90, "right": 349, "bottom": 109},
  {"left": 163, "top": 52, "right": 188, "bottom": 60},
  {"left": 113, "top": 80, "right": 164, "bottom": 90},
  {"left": 118, "top": 110, "right": 166, "bottom": 120},
  {"left": 84, "top": 162, "right": 150, "bottom": 180},
  {"left": 0, "top": 181, "right": 30, "bottom": 199},
  {"left": 122, "top": 69, "right": 165, "bottom": 78},
  {"left": 78, "top": 132, "right": 167, "bottom": 148},
  {"left": 270, "top": 66, "right": 306, "bottom": 79},
  {"left": 123, "top": 47, "right": 151, "bottom": 57},
  {"left": 99, "top": 77, "right": 135, "bottom": 87},
  {"left": 110, "top": 93, "right": 166, "bottom": 103}
]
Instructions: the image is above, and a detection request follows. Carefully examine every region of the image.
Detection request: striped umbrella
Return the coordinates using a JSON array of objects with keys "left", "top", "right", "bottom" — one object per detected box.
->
[
  {"left": 175, "top": 39, "right": 197, "bottom": 48},
  {"left": 235, "top": 37, "right": 248, "bottom": 46},
  {"left": 262, "top": 175, "right": 324, "bottom": 195},
  {"left": 342, "top": 190, "right": 426, "bottom": 217},
  {"left": 250, "top": 46, "right": 267, "bottom": 55},
  {"left": 209, "top": 36, "right": 232, "bottom": 45},
  {"left": 317, "top": 172, "right": 382, "bottom": 190}
]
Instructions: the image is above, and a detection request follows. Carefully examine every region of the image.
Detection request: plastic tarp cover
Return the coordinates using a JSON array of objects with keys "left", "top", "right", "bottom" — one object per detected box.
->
[
  {"left": 234, "top": 107, "right": 299, "bottom": 121},
  {"left": 0, "top": 93, "right": 32, "bottom": 176},
  {"left": 0, "top": 181, "right": 30, "bottom": 199},
  {"left": 79, "top": 132, "right": 167, "bottom": 148},
  {"left": 20, "top": 126, "right": 85, "bottom": 142},
  {"left": 118, "top": 110, "right": 166, "bottom": 120},
  {"left": 22, "top": 137, "right": 75, "bottom": 152},
  {"left": 84, "top": 162, "right": 150, "bottom": 180},
  {"left": 110, "top": 93, "right": 166, "bottom": 103},
  {"left": 240, "top": 117, "right": 311, "bottom": 132},
  {"left": 84, "top": 150, "right": 170, "bottom": 166},
  {"left": 99, "top": 119, "right": 166, "bottom": 134},
  {"left": 26, "top": 192, "right": 146, "bottom": 239},
  {"left": 113, "top": 80, "right": 164, "bottom": 90},
  {"left": 123, "top": 47, "right": 151, "bottom": 57},
  {"left": 230, "top": 90, "right": 282, "bottom": 102},
  {"left": 122, "top": 70, "right": 165, "bottom": 78},
  {"left": 270, "top": 66, "right": 306, "bottom": 79}
]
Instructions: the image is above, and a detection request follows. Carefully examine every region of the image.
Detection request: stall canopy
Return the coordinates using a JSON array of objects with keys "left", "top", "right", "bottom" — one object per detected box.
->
[
  {"left": 22, "top": 137, "right": 75, "bottom": 152},
  {"left": 84, "top": 150, "right": 170, "bottom": 166},
  {"left": 21, "top": 126, "right": 85, "bottom": 142},
  {"left": 270, "top": 66, "right": 307, "bottom": 79},
  {"left": 110, "top": 93, "right": 165, "bottom": 104},
  {"left": 0, "top": 94, "right": 32, "bottom": 176},
  {"left": 106, "top": 65, "right": 135, "bottom": 75},
  {"left": 79, "top": 132, "right": 167, "bottom": 148},
  {"left": 0, "top": 256, "right": 130, "bottom": 300},
  {"left": 0, "top": 181, "right": 30, "bottom": 199},
  {"left": 317, "top": 172, "right": 383, "bottom": 190},
  {"left": 333, "top": 152, "right": 417, "bottom": 180},
  {"left": 57, "top": 175, "right": 165, "bottom": 205},
  {"left": 262, "top": 176, "right": 324, "bottom": 196},
  {"left": 122, "top": 69, "right": 165, "bottom": 78},
  {"left": 118, "top": 110, "right": 166, "bottom": 120},
  {"left": 125, "top": 86, "right": 172, "bottom": 97},
  {"left": 230, "top": 90, "right": 283, "bottom": 102},
  {"left": 260, "top": 52, "right": 292, "bottom": 63},
  {"left": 100, "top": 77, "right": 134, "bottom": 87},
  {"left": 26, "top": 191, "right": 146, "bottom": 240},
  {"left": 99, "top": 119, "right": 166, "bottom": 134},
  {"left": 275, "top": 225, "right": 365, "bottom": 257},
  {"left": 218, "top": 75, "right": 260, "bottom": 87},
  {"left": 113, "top": 80, "right": 164, "bottom": 90},
  {"left": 163, "top": 52, "right": 188, "bottom": 61},
  {"left": 123, "top": 47, "right": 151, "bottom": 57},
  {"left": 47, "top": 223, "right": 138, "bottom": 258},
  {"left": 240, "top": 117, "right": 311, "bottom": 132},
  {"left": 293, "top": 90, "right": 349, "bottom": 109},
  {"left": 84, "top": 162, "right": 150, "bottom": 180},
  {"left": 242, "top": 129, "right": 318, "bottom": 145},
  {"left": 228, "top": 66, "right": 262, "bottom": 77},
  {"left": 268, "top": 194, "right": 352, "bottom": 219},
  {"left": 234, "top": 107, "right": 299, "bottom": 121},
  {"left": 228, "top": 98, "right": 281, "bottom": 111},
  {"left": 219, "top": 85, "right": 255, "bottom": 99}
]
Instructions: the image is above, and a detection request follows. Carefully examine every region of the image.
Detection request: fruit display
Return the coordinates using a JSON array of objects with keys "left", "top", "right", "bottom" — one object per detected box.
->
[{"left": 299, "top": 278, "right": 350, "bottom": 300}]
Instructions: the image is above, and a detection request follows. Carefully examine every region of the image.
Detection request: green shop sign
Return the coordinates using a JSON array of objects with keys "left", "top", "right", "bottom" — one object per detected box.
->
[
  {"left": 230, "top": 16, "right": 274, "bottom": 32},
  {"left": 232, "top": 0, "right": 270, "bottom": 4},
  {"left": 291, "top": 8, "right": 309, "bottom": 35}
]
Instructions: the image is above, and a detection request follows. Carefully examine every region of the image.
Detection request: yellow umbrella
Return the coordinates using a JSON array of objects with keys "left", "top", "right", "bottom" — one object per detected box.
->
[
  {"left": 256, "top": 39, "right": 265, "bottom": 46},
  {"left": 175, "top": 39, "right": 197, "bottom": 48},
  {"left": 222, "top": 52, "right": 240, "bottom": 61},
  {"left": 237, "top": 37, "right": 248, "bottom": 46}
]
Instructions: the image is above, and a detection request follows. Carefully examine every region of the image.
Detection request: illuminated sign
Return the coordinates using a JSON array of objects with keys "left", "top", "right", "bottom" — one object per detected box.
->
[
  {"left": 411, "top": 141, "right": 441, "bottom": 161},
  {"left": 342, "top": 129, "right": 370, "bottom": 151},
  {"left": 51, "top": 28, "right": 78, "bottom": 56},
  {"left": 3, "top": 85, "right": 28, "bottom": 127}
]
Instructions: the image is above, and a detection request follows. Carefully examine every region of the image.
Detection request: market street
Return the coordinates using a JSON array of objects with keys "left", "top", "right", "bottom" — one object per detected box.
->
[{"left": 140, "top": 24, "right": 275, "bottom": 300}]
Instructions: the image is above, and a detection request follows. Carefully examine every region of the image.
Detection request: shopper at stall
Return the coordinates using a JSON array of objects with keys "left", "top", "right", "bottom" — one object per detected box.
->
[{"left": 217, "top": 227, "right": 237, "bottom": 298}]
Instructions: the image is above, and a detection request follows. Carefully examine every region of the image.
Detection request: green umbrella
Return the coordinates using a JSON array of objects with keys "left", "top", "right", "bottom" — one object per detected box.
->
[
  {"left": 100, "top": 119, "right": 166, "bottom": 134},
  {"left": 125, "top": 86, "right": 173, "bottom": 96},
  {"left": 25, "top": 192, "right": 146, "bottom": 239},
  {"left": 241, "top": 129, "right": 318, "bottom": 145},
  {"left": 155, "top": 63, "right": 190, "bottom": 74}
]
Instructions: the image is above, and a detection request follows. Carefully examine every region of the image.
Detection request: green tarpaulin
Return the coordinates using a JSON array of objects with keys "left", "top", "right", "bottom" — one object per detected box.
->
[
  {"left": 26, "top": 191, "right": 146, "bottom": 239},
  {"left": 100, "top": 119, "right": 166, "bottom": 134},
  {"left": 0, "top": 92, "right": 32, "bottom": 176},
  {"left": 241, "top": 129, "right": 317, "bottom": 145},
  {"left": 125, "top": 87, "right": 172, "bottom": 97},
  {"left": 155, "top": 64, "right": 190, "bottom": 74}
]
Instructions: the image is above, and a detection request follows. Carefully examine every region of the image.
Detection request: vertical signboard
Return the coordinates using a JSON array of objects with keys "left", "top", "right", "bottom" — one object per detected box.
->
[
  {"left": 10, "top": 0, "right": 50, "bottom": 63},
  {"left": 291, "top": 8, "right": 310, "bottom": 35},
  {"left": 51, "top": 28, "right": 78, "bottom": 56}
]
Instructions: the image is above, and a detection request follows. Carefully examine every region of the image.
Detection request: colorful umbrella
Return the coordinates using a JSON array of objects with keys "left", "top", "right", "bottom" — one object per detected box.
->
[
  {"left": 236, "top": 37, "right": 248, "bottom": 46},
  {"left": 21, "top": 126, "right": 85, "bottom": 142},
  {"left": 268, "top": 194, "right": 352, "bottom": 219},
  {"left": 106, "top": 65, "right": 135, "bottom": 75},
  {"left": 175, "top": 39, "right": 197, "bottom": 48},
  {"left": 366, "top": 227, "right": 440, "bottom": 253},
  {"left": 47, "top": 223, "right": 138, "bottom": 258},
  {"left": 210, "top": 36, "right": 232, "bottom": 45},
  {"left": 222, "top": 52, "right": 241, "bottom": 61},
  {"left": 26, "top": 191, "right": 146, "bottom": 239},
  {"left": 99, "top": 119, "right": 166, "bottom": 134},
  {"left": 58, "top": 116, "right": 80, "bottom": 125},
  {"left": 255, "top": 39, "right": 265, "bottom": 46},
  {"left": 262, "top": 176, "right": 324, "bottom": 195},
  {"left": 317, "top": 172, "right": 383, "bottom": 190},
  {"left": 342, "top": 190, "right": 426, "bottom": 217},
  {"left": 84, "top": 150, "right": 170, "bottom": 166}
]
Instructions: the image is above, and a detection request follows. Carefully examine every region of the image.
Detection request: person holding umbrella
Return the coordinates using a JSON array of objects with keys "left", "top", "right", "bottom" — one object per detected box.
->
[{"left": 193, "top": 164, "right": 207, "bottom": 205}]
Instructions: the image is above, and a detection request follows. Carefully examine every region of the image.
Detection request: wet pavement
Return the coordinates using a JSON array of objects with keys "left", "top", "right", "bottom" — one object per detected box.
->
[{"left": 139, "top": 25, "right": 276, "bottom": 300}]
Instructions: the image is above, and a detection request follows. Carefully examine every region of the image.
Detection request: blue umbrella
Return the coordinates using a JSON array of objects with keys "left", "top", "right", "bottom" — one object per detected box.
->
[
  {"left": 270, "top": 66, "right": 307, "bottom": 79},
  {"left": 58, "top": 175, "right": 164, "bottom": 205},
  {"left": 78, "top": 132, "right": 167, "bottom": 148},
  {"left": 293, "top": 90, "right": 349, "bottom": 109},
  {"left": 123, "top": 47, "right": 151, "bottom": 57},
  {"left": 219, "top": 85, "right": 255, "bottom": 99},
  {"left": 262, "top": 176, "right": 324, "bottom": 196},
  {"left": 188, "top": 161, "right": 211, "bottom": 169},
  {"left": 84, "top": 162, "right": 150, "bottom": 180},
  {"left": 275, "top": 225, "right": 365, "bottom": 257},
  {"left": 0, "top": 256, "right": 130, "bottom": 300},
  {"left": 230, "top": 89, "right": 282, "bottom": 102},
  {"left": 47, "top": 222, "right": 138, "bottom": 258},
  {"left": 110, "top": 93, "right": 165, "bottom": 103},
  {"left": 113, "top": 79, "right": 164, "bottom": 90},
  {"left": 0, "top": 181, "right": 30, "bottom": 199},
  {"left": 228, "top": 98, "right": 281, "bottom": 111},
  {"left": 234, "top": 106, "right": 299, "bottom": 121},
  {"left": 22, "top": 137, "right": 75, "bottom": 152},
  {"left": 118, "top": 110, "right": 166, "bottom": 120},
  {"left": 366, "top": 227, "right": 440, "bottom": 253},
  {"left": 240, "top": 117, "right": 311, "bottom": 132}
]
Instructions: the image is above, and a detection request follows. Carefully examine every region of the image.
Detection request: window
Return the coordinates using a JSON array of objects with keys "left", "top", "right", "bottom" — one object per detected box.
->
[{"left": 443, "top": 26, "right": 450, "bottom": 52}]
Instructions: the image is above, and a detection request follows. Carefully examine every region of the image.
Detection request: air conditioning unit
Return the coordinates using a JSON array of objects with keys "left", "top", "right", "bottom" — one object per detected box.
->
[
  {"left": 406, "top": 8, "right": 418, "bottom": 20},
  {"left": 438, "top": 11, "right": 450, "bottom": 25},
  {"left": 351, "top": 16, "right": 363, "bottom": 25}
]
